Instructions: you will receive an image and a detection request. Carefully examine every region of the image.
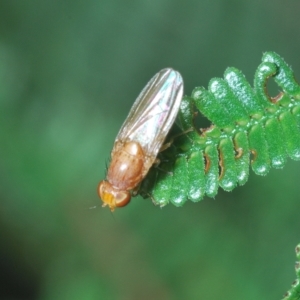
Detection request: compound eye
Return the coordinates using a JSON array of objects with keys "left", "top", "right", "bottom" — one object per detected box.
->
[{"left": 115, "top": 190, "right": 131, "bottom": 207}]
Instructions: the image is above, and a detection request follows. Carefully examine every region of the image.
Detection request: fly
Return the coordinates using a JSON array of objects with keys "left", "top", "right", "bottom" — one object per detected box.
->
[{"left": 98, "top": 68, "right": 183, "bottom": 211}]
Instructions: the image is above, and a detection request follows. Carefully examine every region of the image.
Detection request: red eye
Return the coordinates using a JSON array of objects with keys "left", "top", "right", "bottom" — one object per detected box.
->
[{"left": 115, "top": 190, "right": 131, "bottom": 207}]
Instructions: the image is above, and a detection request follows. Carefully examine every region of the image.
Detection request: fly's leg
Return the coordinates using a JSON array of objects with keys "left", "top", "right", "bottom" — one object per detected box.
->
[
  {"left": 159, "top": 127, "right": 193, "bottom": 152},
  {"left": 132, "top": 182, "right": 142, "bottom": 197}
]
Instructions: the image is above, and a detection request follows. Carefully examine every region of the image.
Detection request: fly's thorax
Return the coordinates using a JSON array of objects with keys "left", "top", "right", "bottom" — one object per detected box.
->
[
  {"left": 107, "top": 140, "right": 146, "bottom": 190},
  {"left": 98, "top": 180, "right": 131, "bottom": 211}
]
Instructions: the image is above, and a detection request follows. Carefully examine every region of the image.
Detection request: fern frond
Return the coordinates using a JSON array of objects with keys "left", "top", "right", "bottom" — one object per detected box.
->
[
  {"left": 282, "top": 244, "right": 300, "bottom": 300},
  {"left": 140, "top": 52, "right": 300, "bottom": 207}
]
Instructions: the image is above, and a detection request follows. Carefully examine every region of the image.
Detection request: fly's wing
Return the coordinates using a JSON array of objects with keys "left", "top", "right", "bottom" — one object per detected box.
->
[{"left": 114, "top": 68, "right": 183, "bottom": 158}]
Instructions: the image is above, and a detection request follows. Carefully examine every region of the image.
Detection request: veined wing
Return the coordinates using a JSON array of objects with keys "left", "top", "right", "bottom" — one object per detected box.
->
[{"left": 115, "top": 68, "right": 183, "bottom": 158}]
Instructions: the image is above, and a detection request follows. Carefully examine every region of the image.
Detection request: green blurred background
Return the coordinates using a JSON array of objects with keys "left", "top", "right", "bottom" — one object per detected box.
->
[{"left": 1, "top": 1, "right": 300, "bottom": 299}]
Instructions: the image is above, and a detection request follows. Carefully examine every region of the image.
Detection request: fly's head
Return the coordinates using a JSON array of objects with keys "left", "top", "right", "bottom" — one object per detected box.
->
[{"left": 98, "top": 180, "right": 131, "bottom": 211}]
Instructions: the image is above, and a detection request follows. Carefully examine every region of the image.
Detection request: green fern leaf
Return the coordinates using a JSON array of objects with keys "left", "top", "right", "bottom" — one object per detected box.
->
[
  {"left": 282, "top": 244, "right": 300, "bottom": 300},
  {"left": 140, "top": 52, "right": 300, "bottom": 207}
]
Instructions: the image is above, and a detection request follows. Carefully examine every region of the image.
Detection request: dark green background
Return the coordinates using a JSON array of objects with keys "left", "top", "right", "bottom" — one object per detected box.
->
[{"left": 1, "top": 1, "right": 300, "bottom": 299}]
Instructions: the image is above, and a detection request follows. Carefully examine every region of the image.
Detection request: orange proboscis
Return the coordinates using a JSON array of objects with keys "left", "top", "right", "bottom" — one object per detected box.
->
[{"left": 98, "top": 141, "right": 152, "bottom": 211}]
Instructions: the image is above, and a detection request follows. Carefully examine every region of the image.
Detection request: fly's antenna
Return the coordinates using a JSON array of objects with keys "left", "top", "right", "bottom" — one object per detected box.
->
[{"left": 88, "top": 205, "right": 99, "bottom": 210}]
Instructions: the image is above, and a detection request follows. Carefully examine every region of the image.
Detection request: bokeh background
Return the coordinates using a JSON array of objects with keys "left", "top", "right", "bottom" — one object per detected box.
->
[{"left": 1, "top": 1, "right": 300, "bottom": 299}]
